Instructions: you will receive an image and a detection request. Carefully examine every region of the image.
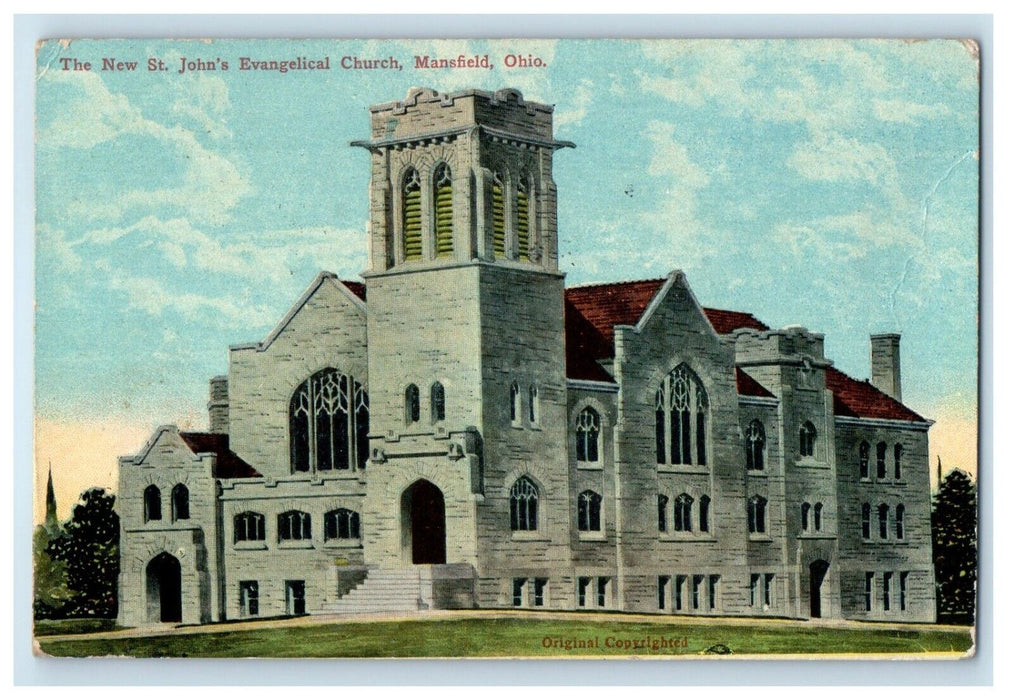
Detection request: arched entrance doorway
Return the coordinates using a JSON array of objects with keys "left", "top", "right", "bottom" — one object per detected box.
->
[
  {"left": 145, "top": 552, "right": 182, "bottom": 623},
  {"left": 402, "top": 479, "right": 446, "bottom": 564},
  {"left": 809, "top": 559, "right": 830, "bottom": 618}
]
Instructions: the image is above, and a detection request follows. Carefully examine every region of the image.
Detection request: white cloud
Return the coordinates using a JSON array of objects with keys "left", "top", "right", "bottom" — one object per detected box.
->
[
  {"left": 37, "top": 223, "right": 81, "bottom": 272},
  {"left": 786, "top": 133, "right": 898, "bottom": 189},
  {"left": 111, "top": 275, "right": 279, "bottom": 328},
  {"left": 873, "top": 98, "right": 951, "bottom": 124},
  {"left": 554, "top": 78, "right": 594, "bottom": 129}
]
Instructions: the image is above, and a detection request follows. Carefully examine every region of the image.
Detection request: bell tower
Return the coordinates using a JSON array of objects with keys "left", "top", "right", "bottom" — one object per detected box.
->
[{"left": 354, "top": 88, "right": 577, "bottom": 592}]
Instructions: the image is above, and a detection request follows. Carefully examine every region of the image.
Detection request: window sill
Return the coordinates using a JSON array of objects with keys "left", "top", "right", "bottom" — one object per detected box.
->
[
  {"left": 659, "top": 534, "right": 717, "bottom": 543},
  {"left": 511, "top": 532, "right": 550, "bottom": 542},
  {"left": 657, "top": 465, "right": 710, "bottom": 476},
  {"left": 576, "top": 461, "right": 604, "bottom": 471},
  {"left": 746, "top": 470, "right": 768, "bottom": 478},
  {"left": 748, "top": 534, "right": 773, "bottom": 542},
  {"left": 797, "top": 533, "right": 836, "bottom": 540},
  {"left": 323, "top": 540, "right": 363, "bottom": 550},
  {"left": 795, "top": 459, "right": 830, "bottom": 469},
  {"left": 234, "top": 541, "right": 268, "bottom": 551},
  {"left": 577, "top": 531, "right": 607, "bottom": 541},
  {"left": 278, "top": 540, "right": 314, "bottom": 550}
]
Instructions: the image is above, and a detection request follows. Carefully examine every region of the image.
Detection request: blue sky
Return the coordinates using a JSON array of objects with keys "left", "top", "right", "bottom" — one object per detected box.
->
[{"left": 34, "top": 38, "right": 979, "bottom": 515}]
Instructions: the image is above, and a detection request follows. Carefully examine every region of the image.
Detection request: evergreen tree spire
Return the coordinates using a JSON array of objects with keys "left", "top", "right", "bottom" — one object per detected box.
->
[{"left": 45, "top": 464, "right": 58, "bottom": 532}]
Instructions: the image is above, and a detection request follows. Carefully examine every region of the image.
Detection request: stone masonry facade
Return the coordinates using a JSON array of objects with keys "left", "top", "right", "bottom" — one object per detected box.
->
[{"left": 117, "top": 87, "right": 936, "bottom": 627}]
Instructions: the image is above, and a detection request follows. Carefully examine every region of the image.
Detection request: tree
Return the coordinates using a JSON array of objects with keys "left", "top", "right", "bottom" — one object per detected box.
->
[
  {"left": 33, "top": 525, "right": 75, "bottom": 619},
  {"left": 932, "top": 469, "right": 977, "bottom": 624},
  {"left": 46, "top": 488, "right": 120, "bottom": 618}
]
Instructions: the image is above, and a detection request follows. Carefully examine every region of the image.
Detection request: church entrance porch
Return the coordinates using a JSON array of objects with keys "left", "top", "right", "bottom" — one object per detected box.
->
[
  {"left": 145, "top": 552, "right": 182, "bottom": 623},
  {"left": 402, "top": 479, "right": 446, "bottom": 565}
]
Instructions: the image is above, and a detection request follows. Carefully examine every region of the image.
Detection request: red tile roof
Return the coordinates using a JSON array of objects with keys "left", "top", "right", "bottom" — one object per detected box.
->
[
  {"left": 180, "top": 432, "right": 262, "bottom": 479},
  {"left": 736, "top": 368, "right": 774, "bottom": 398},
  {"left": 563, "top": 278, "right": 925, "bottom": 422},
  {"left": 824, "top": 368, "right": 926, "bottom": 422},
  {"left": 342, "top": 280, "right": 366, "bottom": 301}
]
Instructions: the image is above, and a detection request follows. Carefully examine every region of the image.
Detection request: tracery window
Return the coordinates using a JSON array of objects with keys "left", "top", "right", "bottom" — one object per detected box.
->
[
  {"left": 876, "top": 442, "right": 887, "bottom": 479},
  {"left": 430, "top": 382, "right": 445, "bottom": 423},
  {"left": 433, "top": 163, "right": 454, "bottom": 257},
  {"left": 278, "top": 510, "right": 311, "bottom": 541},
  {"left": 655, "top": 364, "right": 709, "bottom": 467},
  {"left": 492, "top": 171, "right": 506, "bottom": 258},
  {"left": 575, "top": 407, "right": 601, "bottom": 463},
  {"left": 510, "top": 476, "right": 539, "bottom": 531},
  {"left": 799, "top": 421, "right": 816, "bottom": 458},
  {"left": 143, "top": 485, "right": 161, "bottom": 523},
  {"left": 577, "top": 490, "right": 602, "bottom": 532},
  {"left": 746, "top": 420, "right": 765, "bottom": 470},
  {"left": 171, "top": 484, "right": 189, "bottom": 522},
  {"left": 674, "top": 493, "right": 694, "bottom": 532},
  {"left": 234, "top": 512, "right": 265, "bottom": 542},
  {"left": 859, "top": 441, "right": 870, "bottom": 479},
  {"left": 290, "top": 369, "right": 369, "bottom": 473},
  {"left": 402, "top": 168, "right": 422, "bottom": 260},
  {"left": 517, "top": 177, "right": 531, "bottom": 261},
  {"left": 747, "top": 495, "right": 767, "bottom": 534},
  {"left": 324, "top": 508, "right": 361, "bottom": 540}
]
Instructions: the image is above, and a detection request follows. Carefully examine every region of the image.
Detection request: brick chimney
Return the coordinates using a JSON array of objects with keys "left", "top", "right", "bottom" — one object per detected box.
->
[
  {"left": 208, "top": 375, "right": 229, "bottom": 434},
  {"left": 870, "top": 333, "right": 902, "bottom": 402}
]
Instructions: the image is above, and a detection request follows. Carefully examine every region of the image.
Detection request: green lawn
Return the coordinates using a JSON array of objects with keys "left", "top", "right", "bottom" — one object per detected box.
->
[
  {"left": 36, "top": 616, "right": 973, "bottom": 658},
  {"left": 34, "top": 618, "right": 119, "bottom": 637}
]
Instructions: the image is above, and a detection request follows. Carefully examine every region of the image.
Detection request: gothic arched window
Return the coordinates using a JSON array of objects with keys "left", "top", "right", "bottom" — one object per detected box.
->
[
  {"left": 433, "top": 162, "right": 454, "bottom": 257},
  {"left": 528, "top": 385, "right": 539, "bottom": 424},
  {"left": 876, "top": 442, "right": 888, "bottom": 479},
  {"left": 517, "top": 177, "right": 531, "bottom": 261},
  {"left": 143, "top": 485, "right": 161, "bottom": 523},
  {"left": 799, "top": 421, "right": 816, "bottom": 457},
  {"left": 510, "top": 476, "right": 539, "bottom": 531},
  {"left": 699, "top": 495, "right": 711, "bottom": 533},
  {"left": 895, "top": 504, "right": 905, "bottom": 539},
  {"left": 657, "top": 494, "right": 669, "bottom": 532},
  {"left": 577, "top": 490, "right": 602, "bottom": 532},
  {"left": 814, "top": 502, "right": 823, "bottom": 531},
  {"left": 405, "top": 384, "right": 420, "bottom": 424},
  {"left": 171, "top": 484, "right": 189, "bottom": 522},
  {"left": 509, "top": 381, "right": 521, "bottom": 425},
  {"left": 746, "top": 420, "right": 765, "bottom": 470},
  {"left": 575, "top": 407, "right": 601, "bottom": 463},
  {"left": 402, "top": 168, "right": 422, "bottom": 260},
  {"left": 324, "top": 508, "right": 361, "bottom": 540},
  {"left": 492, "top": 171, "right": 506, "bottom": 258},
  {"left": 674, "top": 493, "right": 694, "bottom": 532},
  {"left": 861, "top": 502, "right": 872, "bottom": 539},
  {"left": 290, "top": 369, "right": 369, "bottom": 473},
  {"left": 278, "top": 510, "right": 311, "bottom": 541},
  {"left": 894, "top": 444, "right": 903, "bottom": 480},
  {"left": 859, "top": 441, "right": 870, "bottom": 479},
  {"left": 878, "top": 503, "right": 890, "bottom": 539},
  {"left": 801, "top": 502, "right": 811, "bottom": 531},
  {"left": 234, "top": 512, "right": 265, "bottom": 542},
  {"left": 748, "top": 495, "right": 767, "bottom": 534},
  {"left": 655, "top": 364, "right": 709, "bottom": 467},
  {"left": 431, "top": 382, "right": 445, "bottom": 423}
]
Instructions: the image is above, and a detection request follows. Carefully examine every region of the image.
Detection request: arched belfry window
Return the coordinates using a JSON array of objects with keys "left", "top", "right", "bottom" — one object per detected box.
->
[
  {"left": 516, "top": 177, "right": 531, "bottom": 261},
  {"left": 143, "top": 485, "right": 161, "bottom": 523},
  {"left": 430, "top": 382, "right": 445, "bottom": 423},
  {"left": 799, "top": 421, "right": 816, "bottom": 458},
  {"left": 655, "top": 364, "right": 709, "bottom": 467},
  {"left": 746, "top": 420, "right": 765, "bottom": 470},
  {"left": 433, "top": 163, "right": 454, "bottom": 257},
  {"left": 492, "top": 171, "right": 506, "bottom": 258},
  {"left": 290, "top": 369, "right": 369, "bottom": 473},
  {"left": 402, "top": 168, "right": 422, "bottom": 261},
  {"left": 405, "top": 384, "right": 420, "bottom": 424},
  {"left": 674, "top": 493, "right": 694, "bottom": 532},
  {"left": 171, "top": 484, "right": 189, "bottom": 521},
  {"left": 748, "top": 495, "right": 767, "bottom": 534},
  {"left": 575, "top": 407, "right": 601, "bottom": 463},
  {"left": 509, "top": 381, "right": 521, "bottom": 425},
  {"left": 510, "top": 476, "right": 539, "bottom": 531}
]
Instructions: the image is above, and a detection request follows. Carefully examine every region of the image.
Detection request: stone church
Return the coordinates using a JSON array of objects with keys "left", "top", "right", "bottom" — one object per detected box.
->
[{"left": 116, "top": 87, "right": 936, "bottom": 627}]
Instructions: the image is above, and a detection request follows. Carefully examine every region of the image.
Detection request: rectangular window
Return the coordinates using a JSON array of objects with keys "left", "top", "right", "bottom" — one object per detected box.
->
[
  {"left": 692, "top": 575, "right": 703, "bottom": 610},
  {"left": 864, "top": 572, "right": 874, "bottom": 612},
  {"left": 674, "top": 575, "right": 686, "bottom": 611},
  {"left": 749, "top": 573, "right": 760, "bottom": 607},
  {"left": 285, "top": 580, "right": 306, "bottom": 616},
  {"left": 658, "top": 575, "right": 671, "bottom": 610},
  {"left": 512, "top": 578, "right": 526, "bottom": 607},
  {"left": 708, "top": 575, "right": 720, "bottom": 611},
  {"left": 764, "top": 574, "right": 775, "bottom": 607},
  {"left": 533, "top": 578, "right": 547, "bottom": 607},
  {"left": 596, "top": 577, "right": 610, "bottom": 607},
  {"left": 899, "top": 572, "right": 908, "bottom": 611},
  {"left": 883, "top": 572, "right": 892, "bottom": 612},
  {"left": 577, "top": 576, "right": 591, "bottom": 608},
  {"left": 239, "top": 581, "right": 259, "bottom": 617}
]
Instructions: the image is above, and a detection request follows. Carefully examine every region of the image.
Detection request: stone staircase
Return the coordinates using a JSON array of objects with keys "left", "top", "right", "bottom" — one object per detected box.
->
[{"left": 326, "top": 568, "right": 427, "bottom": 615}]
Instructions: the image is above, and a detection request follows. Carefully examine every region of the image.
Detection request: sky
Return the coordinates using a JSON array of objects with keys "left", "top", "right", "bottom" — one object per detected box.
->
[{"left": 33, "top": 38, "right": 980, "bottom": 522}]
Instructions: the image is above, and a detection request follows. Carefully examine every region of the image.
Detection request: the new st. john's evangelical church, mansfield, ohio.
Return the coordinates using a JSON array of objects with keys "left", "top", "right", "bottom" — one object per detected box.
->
[{"left": 116, "top": 87, "right": 936, "bottom": 627}]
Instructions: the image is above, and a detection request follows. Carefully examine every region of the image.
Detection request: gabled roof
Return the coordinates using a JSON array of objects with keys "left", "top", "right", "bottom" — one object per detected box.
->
[
  {"left": 563, "top": 277, "right": 925, "bottom": 422},
  {"left": 180, "top": 432, "right": 261, "bottom": 479},
  {"left": 824, "top": 368, "right": 926, "bottom": 422},
  {"left": 342, "top": 280, "right": 366, "bottom": 301}
]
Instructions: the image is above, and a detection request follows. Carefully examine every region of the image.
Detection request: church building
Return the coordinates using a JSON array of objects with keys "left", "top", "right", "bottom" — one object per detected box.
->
[{"left": 116, "top": 87, "right": 936, "bottom": 627}]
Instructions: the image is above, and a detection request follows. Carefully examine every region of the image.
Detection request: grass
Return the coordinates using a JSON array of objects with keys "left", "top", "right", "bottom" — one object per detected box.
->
[
  {"left": 34, "top": 618, "right": 119, "bottom": 637},
  {"left": 36, "top": 615, "right": 974, "bottom": 658}
]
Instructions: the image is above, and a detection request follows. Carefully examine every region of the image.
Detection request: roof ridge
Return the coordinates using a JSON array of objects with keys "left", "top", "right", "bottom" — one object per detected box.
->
[{"left": 565, "top": 277, "right": 668, "bottom": 290}]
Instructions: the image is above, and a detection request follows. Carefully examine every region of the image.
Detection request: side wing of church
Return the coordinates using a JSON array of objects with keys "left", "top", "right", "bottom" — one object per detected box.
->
[{"left": 116, "top": 87, "right": 936, "bottom": 627}]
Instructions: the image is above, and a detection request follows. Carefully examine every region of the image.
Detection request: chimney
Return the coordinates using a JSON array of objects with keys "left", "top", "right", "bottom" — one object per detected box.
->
[
  {"left": 208, "top": 375, "right": 229, "bottom": 434},
  {"left": 870, "top": 333, "right": 902, "bottom": 402}
]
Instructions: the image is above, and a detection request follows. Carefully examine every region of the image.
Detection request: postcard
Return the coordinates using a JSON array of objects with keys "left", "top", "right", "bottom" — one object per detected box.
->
[{"left": 32, "top": 37, "right": 979, "bottom": 659}]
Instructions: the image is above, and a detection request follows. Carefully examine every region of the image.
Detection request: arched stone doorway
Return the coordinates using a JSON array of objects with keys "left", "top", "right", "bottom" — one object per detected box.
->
[
  {"left": 402, "top": 479, "right": 446, "bottom": 564},
  {"left": 809, "top": 559, "right": 830, "bottom": 619},
  {"left": 145, "top": 552, "right": 182, "bottom": 623}
]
